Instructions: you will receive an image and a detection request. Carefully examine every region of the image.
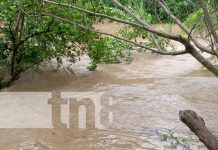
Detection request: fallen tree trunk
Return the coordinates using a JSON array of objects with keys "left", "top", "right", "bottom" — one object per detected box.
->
[{"left": 179, "top": 110, "right": 218, "bottom": 150}]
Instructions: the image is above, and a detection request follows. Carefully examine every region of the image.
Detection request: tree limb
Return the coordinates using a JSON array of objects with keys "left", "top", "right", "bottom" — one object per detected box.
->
[
  {"left": 199, "top": 0, "right": 218, "bottom": 45},
  {"left": 11, "top": 9, "right": 25, "bottom": 75},
  {"left": 17, "top": 16, "right": 54, "bottom": 49},
  {"left": 112, "top": 0, "right": 150, "bottom": 27},
  {"left": 43, "top": 0, "right": 144, "bottom": 30},
  {"left": 43, "top": 13, "right": 187, "bottom": 56},
  {"left": 157, "top": 0, "right": 215, "bottom": 55}
]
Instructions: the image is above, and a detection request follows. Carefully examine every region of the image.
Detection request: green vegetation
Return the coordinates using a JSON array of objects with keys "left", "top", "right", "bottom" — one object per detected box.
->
[
  {"left": 100, "top": 0, "right": 198, "bottom": 23},
  {"left": 0, "top": 0, "right": 218, "bottom": 89},
  {"left": 87, "top": 37, "right": 132, "bottom": 71},
  {"left": 156, "top": 129, "right": 203, "bottom": 150},
  {"left": 0, "top": 0, "right": 132, "bottom": 88}
]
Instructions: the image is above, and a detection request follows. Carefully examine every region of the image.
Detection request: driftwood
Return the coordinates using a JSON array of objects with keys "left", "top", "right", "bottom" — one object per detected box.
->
[{"left": 179, "top": 110, "right": 218, "bottom": 150}]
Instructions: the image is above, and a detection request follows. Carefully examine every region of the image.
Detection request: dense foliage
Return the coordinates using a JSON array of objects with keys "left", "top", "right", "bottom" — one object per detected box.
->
[
  {"left": 0, "top": 0, "right": 132, "bottom": 87},
  {"left": 100, "top": 0, "right": 198, "bottom": 22},
  {"left": 143, "top": 0, "right": 198, "bottom": 22}
]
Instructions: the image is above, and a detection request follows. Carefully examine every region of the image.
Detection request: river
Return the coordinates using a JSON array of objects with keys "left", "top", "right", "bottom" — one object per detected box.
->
[{"left": 0, "top": 23, "right": 218, "bottom": 150}]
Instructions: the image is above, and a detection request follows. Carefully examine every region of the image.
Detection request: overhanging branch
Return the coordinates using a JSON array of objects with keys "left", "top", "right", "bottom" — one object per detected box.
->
[{"left": 42, "top": 13, "right": 187, "bottom": 56}]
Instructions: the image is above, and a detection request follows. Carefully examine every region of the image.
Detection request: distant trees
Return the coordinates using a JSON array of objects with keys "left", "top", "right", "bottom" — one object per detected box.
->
[{"left": 98, "top": 0, "right": 198, "bottom": 22}]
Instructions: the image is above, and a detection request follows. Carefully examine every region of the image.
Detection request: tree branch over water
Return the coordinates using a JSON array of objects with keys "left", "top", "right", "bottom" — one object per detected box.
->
[
  {"left": 42, "top": 0, "right": 218, "bottom": 76},
  {"left": 42, "top": 13, "right": 188, "bottom": 56}
]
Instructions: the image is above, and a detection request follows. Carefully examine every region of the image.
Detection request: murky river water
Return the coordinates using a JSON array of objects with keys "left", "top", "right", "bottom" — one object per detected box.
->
[{"left": 0, "top": 24, "right": 218, "bottom": 150}]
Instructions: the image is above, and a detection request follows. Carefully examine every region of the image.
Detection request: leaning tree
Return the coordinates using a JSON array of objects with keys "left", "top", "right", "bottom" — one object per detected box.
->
[
  {"left": 42, "top": 0, "right": 218, "bottom": 76},
  {"left": 0, "top": 0, "right": 132, "bottom": 89}
]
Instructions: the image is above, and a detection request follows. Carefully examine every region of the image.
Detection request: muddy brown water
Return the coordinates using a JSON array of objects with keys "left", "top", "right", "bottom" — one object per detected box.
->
[{"left": 0, "top": 23, "right": 218, "bottom": 150}]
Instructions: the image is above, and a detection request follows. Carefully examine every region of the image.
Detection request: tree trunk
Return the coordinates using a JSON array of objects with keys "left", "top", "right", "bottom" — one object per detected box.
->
[
  {"left": 11, "top": 9, "right": 24, "bottom": 75},
  {"left": 179, "top": 110, "right": 218, "bottom": 150},
  {"left": 0, "top": 70, "right": 22, "bottom": 90}
]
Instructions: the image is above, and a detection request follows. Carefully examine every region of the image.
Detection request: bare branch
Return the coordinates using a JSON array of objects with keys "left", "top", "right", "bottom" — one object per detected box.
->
[
  {"left": 204, "top": 17, "right": 218, "bottom": 58},
  {"left": 112, "top": 0, "right": 150, "bottom": 27},
  {"left": 199, "top": 0, "right": 218, "bottom": 44},
  {"left": 157, "top": 0, "right": 215, "bottom": 55},
  {"left": 188, "top": 24, "right": 196, "bottom": 40}
]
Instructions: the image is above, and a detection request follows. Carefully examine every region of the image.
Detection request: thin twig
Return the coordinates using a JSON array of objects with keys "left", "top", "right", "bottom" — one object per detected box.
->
[{"left": 188, "top": 24, "right": 196, "bottom": 40}]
